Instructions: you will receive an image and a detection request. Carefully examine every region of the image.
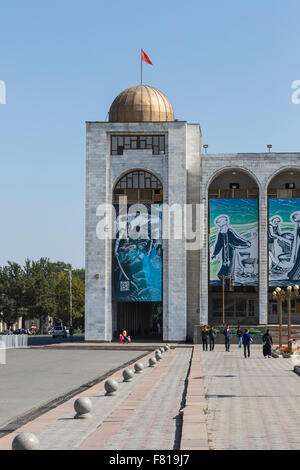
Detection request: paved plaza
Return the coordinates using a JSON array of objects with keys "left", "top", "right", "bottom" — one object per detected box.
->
[
  {"left": 0, "top": 348, "right": 147, "bottom": 431},
  {"left": 0, "top": 348, "right": 192, "bottom": 450},
  {"left": 201, "top": 344, "right": 300, "bottom": 450},
  {"left": 1, "top": 343, "right": 300, "bottom": 450}
]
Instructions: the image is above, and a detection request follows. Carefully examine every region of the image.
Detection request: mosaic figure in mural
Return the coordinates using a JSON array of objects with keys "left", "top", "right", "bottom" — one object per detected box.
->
[
  {"left": 113, "top": 204, "right": 162, "bottom": 302},
  {"left": 269, "top": 200, "right": 300, "bottom": 286},
  {"left": 210, "top": 199, "right": 259, "bottom": 286}
]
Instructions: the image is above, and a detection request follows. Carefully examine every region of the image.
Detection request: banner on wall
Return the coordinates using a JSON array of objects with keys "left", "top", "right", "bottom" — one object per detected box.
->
[
  {"left": 113, "top": 203, "right": 162, "bottom": 302},
  {"left": 209, "top": 198, "right": 259, "bottom": 286},
  {"left": 269, "top": 198, "right": 300, "bottom": 287}
]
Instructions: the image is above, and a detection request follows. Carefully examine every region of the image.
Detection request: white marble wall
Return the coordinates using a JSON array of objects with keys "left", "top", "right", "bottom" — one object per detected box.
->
[{"left": 85, "top": 121, "right": 193, "bottom": 341}]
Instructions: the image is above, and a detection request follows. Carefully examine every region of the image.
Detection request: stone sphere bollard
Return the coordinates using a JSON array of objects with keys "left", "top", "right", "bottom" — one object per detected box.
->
[
  {"left": 104, "top": 379, "right": 118, "bottom": 396},
  {"left": 123, "top": 368, "right": 134, "bottom": 382},
  {"left": 12, "top": 432, "right": 40, "bottom": 450},
  {"left": 155, "top": 351, "right": 162, "bottom": 361},
  {"left": 164, "top": 345, "right": 169, "bottom": 352},
  {"left": 148, "top": 357, "right": 157, "bottom": 367},
  {"left": 74, "top": 397, "right": 92, "bottom": 419},
  {"left": 159, "top": 347, "right": 165, "bottom": 354},
  {"left": 134, "top": 362, "right": 144, "bottom": 374}
]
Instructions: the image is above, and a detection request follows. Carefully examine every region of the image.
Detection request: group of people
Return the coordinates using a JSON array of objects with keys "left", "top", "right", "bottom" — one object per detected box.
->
[
  {"left": 201, "top": 325, "right": 217, "bottom": 351},
  {"left": 201, "top": 325, "right": 274, "bottom": 358}
]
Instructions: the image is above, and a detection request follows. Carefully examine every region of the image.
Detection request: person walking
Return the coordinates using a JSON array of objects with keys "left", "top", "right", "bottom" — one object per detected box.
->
[
  {"left": 69, "top": 325, "right": 74, "bottom": 342},
  {"left": 223, "top": 325, "right": 232, "bottom": 352},
  {"left": 237, "top": 326, "right": 243, "bottom": 348},
  {"left": 242, "top": 328, "right": 252, "bottom": 358},
  {"left": 201, "top": 325, "right": 209, "bottom": 351},
  {"left": 209, "top": 325, "right": 217, "bottom": 351},
  {"left": 262, "top": 329, "right": 273, "bottom": 358}
]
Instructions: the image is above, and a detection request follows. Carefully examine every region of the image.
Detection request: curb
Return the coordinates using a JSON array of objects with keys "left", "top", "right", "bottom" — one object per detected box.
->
[{"left": 180, "top": 345, "right": 209, "bottom": 450}]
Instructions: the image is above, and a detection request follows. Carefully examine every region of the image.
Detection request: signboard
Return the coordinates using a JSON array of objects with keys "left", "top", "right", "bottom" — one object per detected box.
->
[
  {"left": 269, "top": 198, "right": 300, "bottom": 286},
  {"left": 209, "top": 198, "right": 259, "bottom": 286},
  {"left": 113, "top": 203, "right": 162, "bottom": 302}
]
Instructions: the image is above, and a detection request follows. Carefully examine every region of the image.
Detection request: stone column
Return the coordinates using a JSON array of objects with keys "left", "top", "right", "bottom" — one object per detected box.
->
[{"left": 259, "top": 183, "right": 269, "bottom": 324}]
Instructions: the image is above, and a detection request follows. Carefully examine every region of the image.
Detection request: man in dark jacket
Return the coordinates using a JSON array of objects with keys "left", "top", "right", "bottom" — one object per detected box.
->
[
  {"left": 237, "top": 326, "right": 243, "bottom": 348},
  {"left": 223, "top": 325, "right": 231, "bottom": 352},
  {"left": 201, "top": 326, "right": 209, "bottom": 351},
  {"left": 209, "top": 326, "right": 217, "bottom": 351},
  {"left": 242, "top": 328, "right": 252, "bottom": 358}
]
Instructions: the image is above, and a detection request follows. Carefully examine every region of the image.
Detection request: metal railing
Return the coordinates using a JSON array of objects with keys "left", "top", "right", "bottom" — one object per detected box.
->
[{"left": 0, "top": 334, "right": 28, "bottom": 349}]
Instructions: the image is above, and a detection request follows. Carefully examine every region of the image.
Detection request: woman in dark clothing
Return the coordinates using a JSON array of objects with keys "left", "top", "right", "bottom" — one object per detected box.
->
[{"left": 262, "top": 329, "right": 273, "bottom": 358}]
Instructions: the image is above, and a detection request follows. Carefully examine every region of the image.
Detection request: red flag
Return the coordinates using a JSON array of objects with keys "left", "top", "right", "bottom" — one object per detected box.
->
[{"left": 142, "top": 49, "right": 153, "bottom": 66}]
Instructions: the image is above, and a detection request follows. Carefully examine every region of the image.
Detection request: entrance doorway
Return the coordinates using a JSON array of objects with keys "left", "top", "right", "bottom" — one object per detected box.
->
[{"left": 116, "top": 302, "right": 163, "bottom": 339}]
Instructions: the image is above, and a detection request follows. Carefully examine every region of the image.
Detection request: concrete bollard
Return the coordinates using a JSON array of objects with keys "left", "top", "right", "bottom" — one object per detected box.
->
[
  {"left": 159, "top": 347, "right": 165, "bottom": 354},
  {"left": 155, "top": 351, "right": 162, "bottom": 361},
  {"left": 74, "top": 397, "right": 92, "bottom": 419},
  {"left": 105, "top": 379, "right": 118, "bottom": 396},
  {"left": 123, "top": 368, "right": 134, "bottom": 382},
  {"left": 148, "top": 357, "right": 157, "bottom": 367},
  {"left": 164, "top": 345, "right": 169, "bottom": 352},
  {"left": 134, "top": 362, "right": 144, "bottom": 374},
  {"left": 12, "top": 432, "right": 40, "bottom": 450}
]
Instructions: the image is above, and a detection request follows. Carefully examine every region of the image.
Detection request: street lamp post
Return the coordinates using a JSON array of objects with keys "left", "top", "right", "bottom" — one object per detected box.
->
[
  {"left": 286, "top": 285, "right": 299, "bottom": 351},
  {"left": 62, "top": 268, "right": 73, "bottom": 328},
  {"left": 273, "top": 285, "right": 299, "bottom": 352},
  {"left": 222, "top": 275, "right": 233, "bottom": 326},
  {"left": 69, "top": 270, "right": 72, "bottom": 328},
  {"left": 272, "top": 287, "right": 284, "bottom": 348}
]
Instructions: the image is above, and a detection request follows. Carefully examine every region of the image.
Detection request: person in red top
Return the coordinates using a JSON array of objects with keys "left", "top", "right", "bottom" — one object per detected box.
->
[{"left": 122, "top": 329, "right": 129, "bottom": 343}]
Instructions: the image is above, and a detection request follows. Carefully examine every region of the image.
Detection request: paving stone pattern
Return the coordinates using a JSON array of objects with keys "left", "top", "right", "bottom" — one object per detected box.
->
[
  {"left": 201, "top": 345, "right": 300, "bottom": 450},
  {"left": 0, "top": 348, "right": 192, "bottom": 450}
]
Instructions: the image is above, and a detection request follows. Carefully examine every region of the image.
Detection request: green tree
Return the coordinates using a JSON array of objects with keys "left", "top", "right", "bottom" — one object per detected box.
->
[
  {"left": 53, "top": 271, "right": 85, "bottom": 327},
  {"left": 0, "top": 262, "right": 28, "bottom": 329},
  {"left": 23, "top": 258, "right": 57, "bottom": 333}
]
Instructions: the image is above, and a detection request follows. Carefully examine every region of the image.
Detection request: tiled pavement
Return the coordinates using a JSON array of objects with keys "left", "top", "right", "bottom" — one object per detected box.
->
[
  {"left": 0, "top": 348, "right": 192, "bottom": 450},
  {"left": 2, "top": 343, "right": 299, "bottom": 450},
  {"left": 201, "top": 344, "right": 300, "bottom": 450}
]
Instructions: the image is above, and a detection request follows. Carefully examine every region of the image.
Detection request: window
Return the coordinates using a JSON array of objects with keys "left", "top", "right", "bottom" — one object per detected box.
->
[
  {"left": 113, "top": 170, "right": 163, "bottom": 204},
  {"left": 115, "top": 170, "right": 162, "bottom": 190},
  {"left": 111, "top": 135, "right": 166, "bottom": 155}
]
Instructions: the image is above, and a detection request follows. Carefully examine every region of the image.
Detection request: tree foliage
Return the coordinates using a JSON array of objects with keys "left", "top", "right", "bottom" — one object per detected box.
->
[{"left": 0, "top": 258, "right": 85, "bottom": 332}]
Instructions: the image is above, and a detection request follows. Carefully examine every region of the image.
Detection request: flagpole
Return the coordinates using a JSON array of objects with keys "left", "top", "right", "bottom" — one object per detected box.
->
[{"left": 141, "top": 48, "right": 143, "bottom": 85}]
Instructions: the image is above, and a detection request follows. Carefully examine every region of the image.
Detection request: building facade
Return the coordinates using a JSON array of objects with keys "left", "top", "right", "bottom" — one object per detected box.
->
[{"left": 85, "top": 85, "right": 300, "bottom": 342}]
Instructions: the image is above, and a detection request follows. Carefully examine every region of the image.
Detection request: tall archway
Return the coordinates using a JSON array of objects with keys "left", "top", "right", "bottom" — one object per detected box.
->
[
  {"left": 208, "top": 168, "right": 259, "bottom": 325},
  {"left": 267, "top": 168, "right": 300, "bottom": 324},
  {"left": 112, "top": 170, "right": 163, "bottom": 339}
]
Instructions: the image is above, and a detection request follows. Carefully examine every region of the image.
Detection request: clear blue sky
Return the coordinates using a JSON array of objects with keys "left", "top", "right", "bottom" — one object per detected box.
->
[{"left": 1, "top": 0, "right": 300, "bottom": 268}]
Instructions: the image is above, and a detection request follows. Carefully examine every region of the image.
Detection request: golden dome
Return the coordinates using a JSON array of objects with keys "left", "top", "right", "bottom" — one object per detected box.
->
[{"left": 109, "top": 85, "right": 174, "bottom": 122}]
